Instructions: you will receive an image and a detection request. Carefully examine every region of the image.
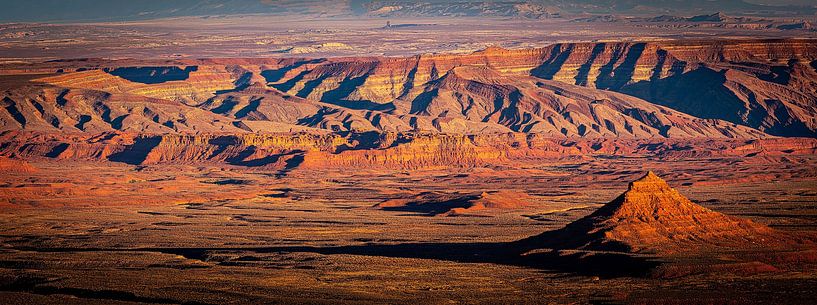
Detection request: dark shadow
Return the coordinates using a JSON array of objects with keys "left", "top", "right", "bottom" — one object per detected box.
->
[
  {"left": 379, "top": 194, "right": 480, "bottom": 216},
  {"left": 214, "top": 72, "right": 252, "bottom": 95},
  {"left": 110, "top": 114, "right": 128, "bottom": 130},
  {"left": 203, "top": 136, "right": 237, "bottom": 160},
  {"left": 15, "top": 221, "right": 661, "bottom": 278},
  {"left": 296, "top": 108, "right": 343, "bottom": 128},
  {"left": 210, "top": 99, "right": 239, "bottom": 115},
  {"left": 138, "top": 241, "right": 659, "bottom": 278},
  {"left": 400, "top": 58, "right": 420, "bottom": 97},
  {"left": 0, "top": 276, "right": 206, "bottom": 305},
  {"left": 765, "top": 99, "right": 816, "bottom": 137},
  {"left": 271, "top": 70, "right": 310, "bottom": 92},
  {"left": 204, "top": 179, "right": 250, "bottom": 185},
  {"left": 234, "top": 98, "right": 262, "bottom": 119},
  {"left": 108, "top": 136, "right": 162, "bottom": 165},
  {"left": 106, "top": 66, "right": 197, "bottom": 84},
  {"left": 55, "top": 89, "right": 69, "bottom": 107},
  {"left": 93, "top": 101, "right": 114, "bottom": 126},
  {"left": 346, "top": 130, "right": 383, "bottom": 150},
  {"left": 649, "top": 49, "right": 668, "bottom": 81},
  {"left": 226, "top": 148, "right": 305, "bottom": 172},
  {"left": 2, "top": 97, "right": 26, "bottom": 127},
  {"left": 758, "top": 65, "right": 791, "bottom": 85},
  {"left": 620, "top": 67, "right": 746, "bottom": 125},
  {"left": 295, "top": 74, "right": 331, "bottom": 98},
  {"left": 575, "top": 43, "right": 606, "bottom": 86},
  {"left": 320, "top": 74, "right": 396, "bottom": 111},
  {"left": 596, "top": 43, "right": 646, "bottom": 90},
  {"left": 531, "top": 44, "right": 574, "bottom": 80},
  {"left": 45, "top": 143, "right": 69, "bottom": 158},
  {"left": 262, "top": 188, "right": 292, "bottom": 198},
  {"left": 224, "top": 146, "right": 259, "bottom": 165},
  {"left": 233, "top": 153, "right": 283, "bottom": 167},
  {"left": 596, "top": 44, "right": 627, "bottom": 85},
  {"left": 29, "top": 100, "right": 44, "bottom": 116},
  {"left": 276, "top": 153, "right": 304, "bottom": 178},
  {"left": 261, "top": 59, "right": 324, "bottom": 83},
  {"left": 74, "top": 115, "right": 91, "bottom": 130},
  {"left": 410, "top": 89, "right": 438, "bottom": 114}
]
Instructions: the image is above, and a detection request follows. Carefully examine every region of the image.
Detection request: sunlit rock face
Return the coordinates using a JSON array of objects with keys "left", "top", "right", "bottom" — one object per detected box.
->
[{"left": 520, "top": 172, "right": 797, "bottom": 254}]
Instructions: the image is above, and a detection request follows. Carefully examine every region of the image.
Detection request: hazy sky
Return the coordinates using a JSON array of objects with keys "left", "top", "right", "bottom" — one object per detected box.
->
[
  {"left": 0, "top": 0, "right": 814, "bottom": 23},
  {"left": 747, "top": 0, "right": 816, "bottom": 4}
]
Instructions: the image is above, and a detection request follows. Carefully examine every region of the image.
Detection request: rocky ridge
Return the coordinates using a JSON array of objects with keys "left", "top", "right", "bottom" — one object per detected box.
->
[
  {"left": 10, "top": 39, "right": 814, "bottom": 137},
  {"left": 519, "top": 172, "right": 796, "bottom": 254}
]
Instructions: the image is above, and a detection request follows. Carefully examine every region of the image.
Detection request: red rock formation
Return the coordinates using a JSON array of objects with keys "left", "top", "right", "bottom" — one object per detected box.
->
[
  {"left": 2, "top": 131, "right": 816, "bottom": 169},
  {"left": 520, "top": 172, "right": 792, "bottom": 254},
  {"left": 256, "top": 39, "right": 817, "bottom": 136},
  {"left": 400, "top": 65, "right": 765, "bottom": 138},
  {"left": 0, "top": 86, "right": 247, "bottom": 134},
  {"left": 12, "top": 39, "right": 814, "bottom": 137},
  {"left": 375, "top": 190, "right": 533, "bottom": 216},
  {"left": 300, "top": 133, "right": 507, "bottom": 169},
  {"left": 0, "top": 156, "right": 36, "bottom": 173}
]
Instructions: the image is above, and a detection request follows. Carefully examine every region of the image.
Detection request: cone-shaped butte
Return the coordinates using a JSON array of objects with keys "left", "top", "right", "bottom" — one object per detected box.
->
[{"left": 520, "top": 171, "right": 783, "bottom": 254}]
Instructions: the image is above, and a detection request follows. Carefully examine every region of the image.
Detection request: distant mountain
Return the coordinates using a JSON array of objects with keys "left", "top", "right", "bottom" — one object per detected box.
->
[
  {"left": 0, "top": 0, "right": 351, "bottom": 22},
  {"left": 363, "top": 1, "right": 562, "bottom": 18},
  {"left": 6, "top": 39, "right": 816, "bottom": 138},
  {"left": 0, "top": 0, "right": 814, "bottom": 23}
]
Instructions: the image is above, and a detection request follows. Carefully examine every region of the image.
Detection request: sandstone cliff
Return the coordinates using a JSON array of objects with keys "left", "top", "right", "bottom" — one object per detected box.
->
[
  {"left": 13, "top": 39, "right": 815, "bottom": 137},
  {"left": 518, "top": 172, "right": 792, "bottom": 254}
]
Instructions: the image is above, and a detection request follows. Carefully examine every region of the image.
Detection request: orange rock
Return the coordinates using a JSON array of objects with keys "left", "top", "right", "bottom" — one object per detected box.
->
[
  {"left": 0, "top": 156, "right": 36, "bottom": 173},
  {"left": 521, "top": 171, "right": 793, "bottom": 254}
]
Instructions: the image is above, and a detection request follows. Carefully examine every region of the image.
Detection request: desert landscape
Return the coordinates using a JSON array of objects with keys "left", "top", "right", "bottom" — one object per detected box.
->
[{"left": 1, "top": 1, "right": 817, "bottom": 304}]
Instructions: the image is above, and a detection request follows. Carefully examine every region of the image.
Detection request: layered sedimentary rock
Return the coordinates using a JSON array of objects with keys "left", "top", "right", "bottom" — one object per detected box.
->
[
  {"left": 519, "top": 172, "right": 790, "bottom": 254},
  {"left": 301, "top": 133, "right": 507, "bottom": 169},
  {"left": 398, "top": 65, "right": 763, "bottom": 138},
  {"left": 0, "top": 156, "right": 36, "bottom": 172},
  {"left": 15, "top": 39, "right": 817, "bottom": 137},
  {"left": 0, "top": 86, "right": 247, "bottom": 134},
  {"left": 3, "top": 130, "right": 816, "bottom": 170},
  {"left": 375, "top": 190, "right": 534, "bottom": 216},
  {"left": 256, "top": 39, "right": 817, "bottom": 137},
  {"left": 37, "top": 66, "right": 237, "bottom": 104}
]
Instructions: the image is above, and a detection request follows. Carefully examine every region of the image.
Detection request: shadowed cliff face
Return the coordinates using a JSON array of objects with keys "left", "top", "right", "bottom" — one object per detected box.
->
[
  {"left": 248, "top": 39, "right": 817, "bottom": 137},
  {"left": 6, "top": 39, "right": 817, "bottom": 138},
  {"left": 105, "top": 66, "right": 198, "bottom": 84},
  {"left": 2, "top": 130, "right": 816, "bottom": 171},
  {"left": 517, "top": 172, "right": 803, "bottom": 254}
]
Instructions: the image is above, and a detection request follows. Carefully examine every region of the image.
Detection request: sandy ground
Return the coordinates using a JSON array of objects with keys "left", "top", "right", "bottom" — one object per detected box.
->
[
  {"left": 1, "top": 156, "right": 816, "bottom": 304},
  {"left": 2, "top": 16, "right": 816, "bottom": 61}
]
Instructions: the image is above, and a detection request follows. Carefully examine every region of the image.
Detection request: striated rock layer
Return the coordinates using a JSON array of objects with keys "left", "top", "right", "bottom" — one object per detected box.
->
[
  {"left": 519, "top": 172, "right": 800, "bottom": 254},
  {"left": 0, "top": 156, "right": 36, "bottom": 173},
  {"left": 375, "top": 190, "right": 534, "bottom": 216},
  {"left": 2, "top": 131, "right": 816, "bottom": 170},
  {"left": 4, "top": 38, "right": 814, "bottom": 137}
]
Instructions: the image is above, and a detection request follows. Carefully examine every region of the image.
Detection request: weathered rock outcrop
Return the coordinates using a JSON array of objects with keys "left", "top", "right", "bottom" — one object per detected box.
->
[
  {"left": 3, "top": 130, "right": 816, "bottom": 171},
  {"left": 257, "top": 39, "right": 817, "bottom": 137},
  {"left": 375, "top": 190, "right": 534, "bottom": 216},
  {"left": 16, "top": 39, "right": 815, "bottom": 137},
  {"left": 0, "top": 156, "right": 36, "bottom": 173},
  {"left": 519, "top": 172, "right": 791, "bottom": 254}
]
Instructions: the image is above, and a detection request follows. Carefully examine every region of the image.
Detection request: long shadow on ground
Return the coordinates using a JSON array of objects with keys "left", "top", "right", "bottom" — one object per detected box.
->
[
  {"left": 153, "top": 242, "right": 658, "bottom": 278},
  {"left": 20, "top": 241, "right": 659, "bottom": 278}
]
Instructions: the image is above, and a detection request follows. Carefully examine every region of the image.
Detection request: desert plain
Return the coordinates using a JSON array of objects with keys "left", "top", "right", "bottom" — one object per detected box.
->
[{"left": 2, "top": 1, "right": 817, "bottom": 304}]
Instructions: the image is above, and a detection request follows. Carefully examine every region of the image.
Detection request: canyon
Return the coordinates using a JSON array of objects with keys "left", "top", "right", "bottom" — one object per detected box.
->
[
  {"left": 2, "top": 39, "right": 817, "bottom": 172},
  {"left": 3, "top": 39, "right": 814, "bottom": 140},
  {"left": 1, "top": 9, "right": 817, "bottom": 303}
]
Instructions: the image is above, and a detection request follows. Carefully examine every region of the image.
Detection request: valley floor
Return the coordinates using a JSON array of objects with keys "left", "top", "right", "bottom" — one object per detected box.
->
[{"left": 1, "top": 156, "right": 816, "bottom": 304}]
